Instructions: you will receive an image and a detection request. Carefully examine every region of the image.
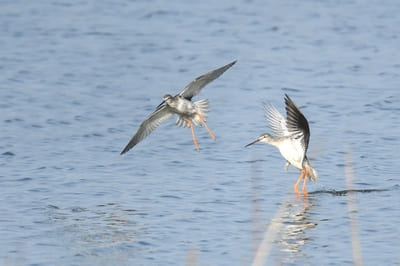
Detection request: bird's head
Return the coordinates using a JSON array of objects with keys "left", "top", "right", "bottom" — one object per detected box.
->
[
  {"left": 163, "top": 94, "right": 173, "bottom": 102},
  {"left": 157, "top": 94, "right": 173, "bottom": 109},
  {"left": 245, "top": 133, "right": 273, "bottom": 147}
]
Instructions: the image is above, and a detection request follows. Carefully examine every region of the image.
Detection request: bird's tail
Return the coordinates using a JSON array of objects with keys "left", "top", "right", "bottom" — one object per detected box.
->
[
  {"left": 306, "top": 165, "right": 318, "bottom": 182},
  {"left": 176, "top": 99, "right": 210, "bottom": 127}
]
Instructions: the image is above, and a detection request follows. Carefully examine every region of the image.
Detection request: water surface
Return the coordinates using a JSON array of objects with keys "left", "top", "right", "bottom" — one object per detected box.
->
[{"left": 1, "top": 0, "right": 399, "bottom": 265}]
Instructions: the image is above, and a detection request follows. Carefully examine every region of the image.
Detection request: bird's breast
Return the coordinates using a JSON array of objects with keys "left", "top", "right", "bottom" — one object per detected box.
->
[
  {"left": 169, "top": 98, "right": 197, "bottom": 115},
  {"left": 277, "top": 139, "right": 305, "bottom": 170}
]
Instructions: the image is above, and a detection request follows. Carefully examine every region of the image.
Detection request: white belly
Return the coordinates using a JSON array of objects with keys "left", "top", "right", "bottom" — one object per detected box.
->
[
  {"left": 276, "top": 138, "right": 304, "bottom": 170},
  {"left": 172, "top": 98, "right": 196, "bottom": 115}
]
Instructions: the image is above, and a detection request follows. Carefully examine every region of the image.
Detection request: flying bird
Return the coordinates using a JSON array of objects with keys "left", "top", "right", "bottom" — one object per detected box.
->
[
  {"left": 245, "top": 94, "right": 317, "bottom": 194},
  {"left": 121, "top": 60, "right": 236, "bottom": 154}
]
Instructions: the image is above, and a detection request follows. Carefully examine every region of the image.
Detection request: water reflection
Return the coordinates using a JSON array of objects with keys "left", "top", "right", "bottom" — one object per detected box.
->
[
  {"left": 252, "top": 195, "right": 318, "bottom": 265},
  {"left": 278, "top": 196, "right": 318, "bottom": 264}
]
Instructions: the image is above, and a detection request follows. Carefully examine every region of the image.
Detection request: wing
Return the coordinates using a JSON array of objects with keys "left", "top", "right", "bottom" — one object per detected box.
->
[
  {"left": 264, "top": 103, "right": 291, "bottom": 137},
  {"left": 178, "top": 60, "right": 236, "bottom": 100},
  {"left": 120, "top": 106, "right": 174, "bottom": 154},
  {"left": 284, "top": 94, "right": 310, "bottom": 152}
]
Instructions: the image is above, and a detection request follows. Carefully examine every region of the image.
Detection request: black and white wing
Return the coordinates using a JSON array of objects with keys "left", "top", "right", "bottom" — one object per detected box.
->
[
  {"left": 120, "top": 106, "right": 174, "bottom": 154},
  {"left": 284, "top": 94, "right": 310, "bottom": 152},
  {"left": 178, "top": 60, "right": 236, "bottom": 100}
]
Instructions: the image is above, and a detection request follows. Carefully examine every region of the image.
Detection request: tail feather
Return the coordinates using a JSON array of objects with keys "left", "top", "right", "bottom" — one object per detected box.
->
[
  {"left": 304, "top": 157, "right": 318, "bottom": 182},
  {"left": 176, "top": 99, "right": 210, "bottom": 128},
  {"left": 307, "top": 165, "right": 318, "bottom": 182}
]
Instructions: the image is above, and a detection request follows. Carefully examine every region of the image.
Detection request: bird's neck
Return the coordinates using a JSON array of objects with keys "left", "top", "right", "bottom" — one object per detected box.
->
[{"left": 265, "top": 137, "right": 284, "bottom": 147}]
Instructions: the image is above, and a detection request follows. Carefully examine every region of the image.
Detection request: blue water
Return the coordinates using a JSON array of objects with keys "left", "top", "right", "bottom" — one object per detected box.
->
[{"left": 1, "top": 0, "right": 399, "bottom": 265}]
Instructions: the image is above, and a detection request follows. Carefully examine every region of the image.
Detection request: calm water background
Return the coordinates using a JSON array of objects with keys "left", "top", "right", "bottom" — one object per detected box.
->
[{"left": 1, "top": 0, "right": 399, "bottom": 265}]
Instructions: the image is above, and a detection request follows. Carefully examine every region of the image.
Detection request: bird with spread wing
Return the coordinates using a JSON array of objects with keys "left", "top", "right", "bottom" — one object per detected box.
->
[
  {"left": 121, "top": 61, "right": 236, "bottom": 154},
  {"left": 246, "top": 94, "right": 317, "bottom": 194}
]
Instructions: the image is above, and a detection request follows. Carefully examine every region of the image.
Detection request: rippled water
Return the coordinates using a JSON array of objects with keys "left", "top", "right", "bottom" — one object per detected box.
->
[{"left": 1, "top": 0, "right": 399, "bottom": 265}]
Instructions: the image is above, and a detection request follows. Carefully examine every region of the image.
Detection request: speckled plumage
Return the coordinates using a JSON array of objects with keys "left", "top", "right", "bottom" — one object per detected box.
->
[{"left": 121, "top": 60, "right": 236, "bottom": 154}]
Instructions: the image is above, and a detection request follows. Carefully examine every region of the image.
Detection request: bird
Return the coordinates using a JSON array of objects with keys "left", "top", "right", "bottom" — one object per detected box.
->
[
  {"left": 245, "top": 94, "right": 317, "bottom": 194},
  {"left": 120, "top": 60, "right": 236, "bottom": 154}
]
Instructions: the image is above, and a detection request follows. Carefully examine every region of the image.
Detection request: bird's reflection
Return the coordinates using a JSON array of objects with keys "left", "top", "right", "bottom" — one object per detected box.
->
[
  {"left": 250, "top": 161, "right": 318, "bottom": 264},
  {"left": 278, "top": 196, "right": 318, "bottom": 263}
]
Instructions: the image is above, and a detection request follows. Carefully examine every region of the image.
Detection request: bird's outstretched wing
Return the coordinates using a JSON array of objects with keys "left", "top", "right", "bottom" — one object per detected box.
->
[
  {"left": 264, "top": 103, "right": 290, "bottom": 137},
  {"left": 178, "top": 60, "right": 236, "bottom": 100},
  {"left": 284, "top": 94, "right": 310, "bottom": 152},
  {"left": 120, "top": 106, "right": 174, "bottom": 154}
]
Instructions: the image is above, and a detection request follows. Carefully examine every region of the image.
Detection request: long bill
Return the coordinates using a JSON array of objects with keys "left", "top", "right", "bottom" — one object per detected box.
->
[
  {"left": 156, "top": 100, "right": 166, "bottom": 110},
  {"left": 245, "top": 138, "right": 262, "bottom": 147}
]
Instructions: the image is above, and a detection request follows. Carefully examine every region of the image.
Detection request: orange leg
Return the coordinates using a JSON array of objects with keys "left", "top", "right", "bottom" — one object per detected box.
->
[
  {"left": 184, "top": 118, "right": 200, "bottom": 151},
  {"left": 294, "top": 170, "right": 305, "bottom": 194},
  {"left": 302, "top": 167, "right": 309, "bottom": 195},
  {"left": 196, "top": 113, "right": 216, "bottom": 140}
]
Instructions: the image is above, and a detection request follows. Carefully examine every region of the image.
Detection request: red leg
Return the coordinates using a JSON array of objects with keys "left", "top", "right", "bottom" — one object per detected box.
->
[
  {"left": 302, "top": 167, "right": 309, "bottom": 195},
  {"left": 184, "top": 118, "right": 199, "bottom": 151},
  {"left": 294, "top": 170, "right": 305, "bottom": 194},
  {"left": 197, "top": 113, "right": 216, "bottom": 140}
]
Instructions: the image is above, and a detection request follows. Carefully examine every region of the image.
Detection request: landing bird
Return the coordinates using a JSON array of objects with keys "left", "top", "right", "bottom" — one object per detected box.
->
[
  {"left": 121, "top": 60, "right": 236, "bottom": 154},
  {"left": 245, "top": 94, "right": 318, "bottom": 194}
]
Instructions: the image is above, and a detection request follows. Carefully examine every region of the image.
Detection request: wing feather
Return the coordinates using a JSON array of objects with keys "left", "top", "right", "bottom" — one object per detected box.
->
[
  {"left": 120, "top": 106, "right": 174, "bottom": 154},
  {"left": 178, "top": 61, "right": 236, "bottom": 100},
  {"left": 284, "top": 94, "right": 310, "bottom": 152},
  {"left": 264, "top": 104, "right": 290, "bottom": 137}
]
